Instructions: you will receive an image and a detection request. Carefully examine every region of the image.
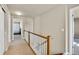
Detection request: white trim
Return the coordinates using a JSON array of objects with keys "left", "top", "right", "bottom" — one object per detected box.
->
[
  {"left": 69, "top": 9, "right": 73, "bottom": 55},
  {"left": 64, "top": 5, "right": 69, "bottom": 55},
  {"left": 69, "top": 6, "right": 79, "bottom": 55}
]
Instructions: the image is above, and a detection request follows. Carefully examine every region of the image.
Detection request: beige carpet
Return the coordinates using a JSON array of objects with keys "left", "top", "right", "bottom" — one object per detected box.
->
[{"left": 4, "top": 39, "right": 34, "bottom": 55}]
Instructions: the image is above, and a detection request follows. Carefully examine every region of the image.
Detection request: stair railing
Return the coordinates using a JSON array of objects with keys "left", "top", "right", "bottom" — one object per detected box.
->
[{"left": 24, "top": 30, "right": 50, "bottom": 55}]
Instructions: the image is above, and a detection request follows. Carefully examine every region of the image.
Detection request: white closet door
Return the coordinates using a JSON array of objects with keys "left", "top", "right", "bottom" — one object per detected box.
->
[
  {"left": 0, "top": 6, "right": 4, "bottom": 54},
  {"left": 4, "top": 12, "right": 9, "bottom": 51}
]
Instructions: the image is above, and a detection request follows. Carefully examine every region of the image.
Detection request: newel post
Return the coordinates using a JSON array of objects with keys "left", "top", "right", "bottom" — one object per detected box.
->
[
  {"left": 47, "top": 36, "right": 50, "bottom": 55},
  {"left": 28, "top": 32, "right": 30, "bottom": 46}
]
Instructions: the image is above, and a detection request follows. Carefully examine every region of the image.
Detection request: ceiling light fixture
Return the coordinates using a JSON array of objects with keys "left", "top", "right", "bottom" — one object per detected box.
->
[{"left": 15, "top": 11, "right": 22, "bottom": 15}]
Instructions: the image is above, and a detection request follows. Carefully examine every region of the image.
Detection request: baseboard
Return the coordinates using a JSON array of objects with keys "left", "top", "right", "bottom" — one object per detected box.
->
[
  {"left": 3, "top": 42, "right": 11, "bottom": 55},
  {"left": 0, "top": 52, "right": 4, "bottom": 55},
  {"left": 63, "top": 52, "right": 69, "bottom": 55},
  {"left": 53, "top": 53, "right": 63, "bottom": 55}
]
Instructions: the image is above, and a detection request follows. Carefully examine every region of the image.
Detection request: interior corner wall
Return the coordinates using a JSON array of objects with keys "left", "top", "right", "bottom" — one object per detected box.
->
[{"left": 39, "top": 5, "right": 66, "bottom": 54}]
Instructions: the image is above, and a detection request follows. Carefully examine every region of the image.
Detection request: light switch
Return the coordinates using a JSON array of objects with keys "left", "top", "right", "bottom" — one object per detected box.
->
[{"left": 61, "top": 28, "right": 64, "bottom": 32}]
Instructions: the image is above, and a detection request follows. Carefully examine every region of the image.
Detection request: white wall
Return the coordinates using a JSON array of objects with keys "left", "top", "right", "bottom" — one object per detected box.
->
[
  {"left": 24, "top": 17, "right": 33, "bottom": 32},
  {"left": 39, "top": 5, "right": 65, "bottom": 54},
  {"left": 33, "top": 16, "right": 41, "bottom": 34}
]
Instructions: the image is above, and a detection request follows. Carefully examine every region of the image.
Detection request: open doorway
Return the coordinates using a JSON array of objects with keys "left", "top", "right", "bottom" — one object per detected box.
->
[
  {"left": 13, "top": 22, "right": 21, "bottom": 40},
  {"left": 73, "top": 18, "right": 79, "bottom": 55},
  {"left": 69, "top": 6, "right": 79, "bottom": 55},
  {"left": 12, "top": 17, "right": 23, "bottom": 41}
]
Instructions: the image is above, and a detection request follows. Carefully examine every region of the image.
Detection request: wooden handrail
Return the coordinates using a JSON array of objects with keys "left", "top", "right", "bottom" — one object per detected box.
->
[
  {"left": 24, "top": 30, "right": 48, "bottom": 39},
  {"left": 24, "top": 30, "right": 50, "bottom": 55}
]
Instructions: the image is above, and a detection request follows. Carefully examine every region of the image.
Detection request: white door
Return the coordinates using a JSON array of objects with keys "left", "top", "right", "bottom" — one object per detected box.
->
[
  {"left": 0, "top": 6, "right": 4, "bottom": 54},
  {"left": 4, "top": 12, "right": 9, "bottom": 51}
]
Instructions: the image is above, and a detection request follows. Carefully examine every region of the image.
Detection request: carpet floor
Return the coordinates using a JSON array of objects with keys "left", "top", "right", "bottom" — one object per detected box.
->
[{"left": 4, "top": 39, "right": 34, "bottom": 55}]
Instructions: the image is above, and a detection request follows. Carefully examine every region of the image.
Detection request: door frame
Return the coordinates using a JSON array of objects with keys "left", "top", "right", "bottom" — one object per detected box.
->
[{"left": 69, "top": 6, "right": 79, "bottom": 55}]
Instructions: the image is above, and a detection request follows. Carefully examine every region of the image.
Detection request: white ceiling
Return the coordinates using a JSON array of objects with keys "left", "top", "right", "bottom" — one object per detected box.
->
[{"left": 7, "top": 4, "right": 58, "bottom": 17}]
